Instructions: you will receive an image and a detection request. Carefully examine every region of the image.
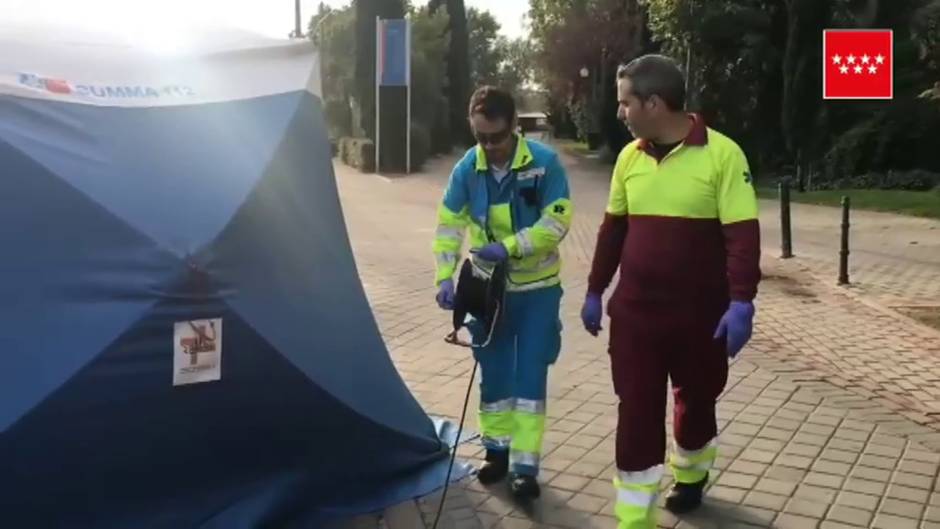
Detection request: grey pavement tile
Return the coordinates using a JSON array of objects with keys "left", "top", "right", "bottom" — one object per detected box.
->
[
  {"left": 876, "top": 497, "right": 924, "bottom": 518},
  {"left": 819, "top": 522, "right": 864, "bottom": 529},
  {"left": 885, "top": 483, "right": 930, "bottom": 503},
  {"left": 784, "top": 498, "right": 829, "bottom": 518},
  {"left": 802, "top": 472, "right": 845, "bottom": 489},
  {"left": 834, "top": 490, "right": 880, "bottom": 511},
  {"left": 754, "top": 477, "right": 798, "bottom": 497},
  {"left": 773, "top": 513, "right": 822, "bottom": 528},
  {"left": 870, "top": 512, "right": 919, "bottom": 529},
  {"left": 891, "top": 472, "right": 934, "bottom": 490},
  {"left": 818, "top": 448, "right": 858, "bottom": 464},
  {"left": 848, "top": 465, "right": 892, "bottom": 482},
  {"left": 842, "top": 477, "right": 886, "bottom": 496},
  {"left": 742, "top": 490, "right": 789, "bottom": 511},
  {"left": 825, "top": 505, "right": 873, "bottom": 526}
]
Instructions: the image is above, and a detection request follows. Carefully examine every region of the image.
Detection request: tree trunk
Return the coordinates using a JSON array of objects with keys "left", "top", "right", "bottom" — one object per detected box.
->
[{"left": 781, "top": 0, "right": 830, "bottom": 177}]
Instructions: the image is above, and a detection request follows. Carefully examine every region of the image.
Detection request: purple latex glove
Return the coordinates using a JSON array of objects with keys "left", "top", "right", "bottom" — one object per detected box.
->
[
  {"left": 436, "top": 279, "right": 455, "bottom": 310},
  {"left": 477, "top": 242, "right": 509, "bottom": 262},
  {"left": 713, "top": 301, "right": 755, "bottom": 358},
  {"left": 581, "top": 292, "right": 603, "bottom": 336}
]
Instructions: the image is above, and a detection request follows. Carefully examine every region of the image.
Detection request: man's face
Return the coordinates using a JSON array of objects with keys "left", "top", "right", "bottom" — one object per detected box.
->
[
  {"left": 616, "top": 78, "right": 657, "bottom": 140},
  {"left": 470, "top": 113, "right": 515, "bottom": 163}
]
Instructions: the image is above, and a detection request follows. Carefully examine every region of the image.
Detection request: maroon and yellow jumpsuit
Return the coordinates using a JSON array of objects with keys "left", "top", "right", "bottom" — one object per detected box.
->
[{"left": 587, "top": 115, "right": 761, "bottom": 528}]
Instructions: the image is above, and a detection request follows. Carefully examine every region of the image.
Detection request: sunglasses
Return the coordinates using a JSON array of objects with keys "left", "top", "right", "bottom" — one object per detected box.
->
[{"left": 473, "top": 127, "right": 512, "bottom": 146}]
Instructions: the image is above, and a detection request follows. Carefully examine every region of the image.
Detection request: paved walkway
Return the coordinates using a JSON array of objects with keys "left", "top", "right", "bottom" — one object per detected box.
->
[{"left": 332, "top": 151, "right": 940, "bottom": 529}]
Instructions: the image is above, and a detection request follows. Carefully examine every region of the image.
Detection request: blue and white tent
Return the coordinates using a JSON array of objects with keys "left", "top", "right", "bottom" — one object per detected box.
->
[{"left": 0, "top": 22, "right": 466, "bottom": 528}]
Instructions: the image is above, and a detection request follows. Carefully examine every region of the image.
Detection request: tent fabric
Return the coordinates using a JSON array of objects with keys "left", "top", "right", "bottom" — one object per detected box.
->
[{"left": 0, "top": 23, "right": 469, "bottom": 528}]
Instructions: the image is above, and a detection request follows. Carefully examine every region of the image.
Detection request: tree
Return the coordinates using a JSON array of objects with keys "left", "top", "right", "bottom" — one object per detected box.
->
[
  {"left": 429, "top": 0, "right": 473, "bottom": 146},
  {"left": 529, "top": 0, "right": 648, "bottom": 155},
  {"left": 467, "top": 8, "right": 503, "bottom": 86},
  {"left": 409, "top": 5, "right": 453, "bottom": 155},
  {"left": 309, "top": 4, "right": 356, "bottom": 139}
]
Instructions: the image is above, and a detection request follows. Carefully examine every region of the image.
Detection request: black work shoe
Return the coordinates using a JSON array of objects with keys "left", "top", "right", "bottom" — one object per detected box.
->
[
  {"left": 477, "top": 450, "right": 509, "bottom": 484},
  {"left": 509, "top": 474, "right": 541, "bottom": 501},
  {"left": 664, "top": 474, "right": 708, "bottom": 514}
]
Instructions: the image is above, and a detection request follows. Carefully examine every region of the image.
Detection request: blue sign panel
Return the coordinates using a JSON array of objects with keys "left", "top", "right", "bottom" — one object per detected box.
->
[{"left": 378, "top": 19, "right": 409, "bottom": 87}]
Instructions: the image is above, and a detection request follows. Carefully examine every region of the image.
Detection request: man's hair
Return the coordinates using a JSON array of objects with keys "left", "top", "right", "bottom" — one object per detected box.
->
[
  {"left": 468, "top": 85, "right": 516, "bottom": 124},
  {"left": 616, "top": 54, "right": 686, "bottom": 112}
]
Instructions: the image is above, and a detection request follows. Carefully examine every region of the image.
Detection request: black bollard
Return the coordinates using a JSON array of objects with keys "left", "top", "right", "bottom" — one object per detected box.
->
[
  {"left": 838, "top": 196, "right": 850, "bottom": 285},
  {"left": 780, "top": 180, "right": 793, "bottom": 258}
]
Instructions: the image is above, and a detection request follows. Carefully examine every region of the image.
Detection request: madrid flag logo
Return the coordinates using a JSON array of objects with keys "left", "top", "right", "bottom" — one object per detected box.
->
[{"left": 823, "top": 29, "right": 893, "bottom": 99}]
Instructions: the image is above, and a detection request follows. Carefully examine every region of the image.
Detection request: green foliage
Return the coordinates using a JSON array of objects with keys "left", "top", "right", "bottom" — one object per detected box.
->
[
  {"left": 409, "top": 6, "right": 451, "bottom": 157},
  {"left": 310, "top": 4, "right": 356, "bottom": 138},
  {"left": 467, "top": 8, "right": 503, "bottom": 85},
  {"left": 410, "top": 122, "right": 433, "bottom": 170},
  {"left": 822, "top": 99, "right": 940, "bottom": 184}
]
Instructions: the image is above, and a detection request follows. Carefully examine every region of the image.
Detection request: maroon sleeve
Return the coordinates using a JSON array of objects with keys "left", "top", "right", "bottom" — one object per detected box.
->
[
  {"left": 722, "top": 219, "right": 762, "bottom": 301},
  {"left": 587, "top": 213, "right": 629, "bottom": 295}
]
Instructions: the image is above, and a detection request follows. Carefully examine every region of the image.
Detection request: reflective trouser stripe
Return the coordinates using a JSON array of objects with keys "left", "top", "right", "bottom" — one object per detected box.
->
[
  {"left": 479, "top": 398, "right": 514, "bottom": 451},
  {"left": 613, "top": 465, "right": 663, "bottom": 529},
  {"left": 510, "top": 407, "right": 545, "bottom": 471},
  {"left": 670, "top": 439, "right": 717, "bottom": 484}
]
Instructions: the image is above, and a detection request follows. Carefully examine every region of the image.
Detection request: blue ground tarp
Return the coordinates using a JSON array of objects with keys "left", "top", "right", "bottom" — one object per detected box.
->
[{"left": 0, "top": 24, "right": 470, "bottom": 528}]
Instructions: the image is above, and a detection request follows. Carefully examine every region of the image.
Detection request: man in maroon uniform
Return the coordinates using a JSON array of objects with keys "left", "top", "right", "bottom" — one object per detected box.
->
[{"left": 580, "top": 54, "right": 762, "bottom": 528}]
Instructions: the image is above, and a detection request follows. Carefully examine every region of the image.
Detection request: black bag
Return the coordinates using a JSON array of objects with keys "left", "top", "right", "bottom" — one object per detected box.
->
[{"left": 445, "top": 257, "right": 507, "bottom": 348}]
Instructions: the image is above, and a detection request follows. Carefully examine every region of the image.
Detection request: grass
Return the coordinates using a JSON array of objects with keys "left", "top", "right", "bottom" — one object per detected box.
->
[{"left": 756, "top": 187, "right": 940, "bottom": 219}]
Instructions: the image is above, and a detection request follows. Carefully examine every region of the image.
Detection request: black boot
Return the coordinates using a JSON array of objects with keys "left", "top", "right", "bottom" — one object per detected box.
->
[
  {"left": 664, "top": 473, "right": 708, "bottom": 514},
  {"left": 509, "top": 474, "right": 540, "bottom": 501},
  {"left": 477, "top": 450, "right": 509, "bottom": 484}
]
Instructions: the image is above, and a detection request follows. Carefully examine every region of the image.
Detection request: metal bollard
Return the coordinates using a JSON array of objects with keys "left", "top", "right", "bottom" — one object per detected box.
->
[
  {"left": 838, "top": 196, "right": 850, "bottom": 285},
  {"left": 780, "top": 180, "right": 793, "bottom": 258}
]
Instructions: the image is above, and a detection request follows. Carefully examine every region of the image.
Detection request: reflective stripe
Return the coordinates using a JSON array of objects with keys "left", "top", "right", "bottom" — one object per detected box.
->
[
  {"left": 617, "top": 464, "right": 665, "bottom": 486},
  {"left": 511, "top": 412, "right": 545, "bottom": 453},
  {"left": 435, "top": 226, "right": 463, "bottom": 240},
  {"left": 481, "top": 435, "right": 511, "bottom": 449},
  {"left": 672, "top": 438, "right": 718, "bottom": 460},
  {"left": 537, "top": 216, "right": 568, "bottom": 238},
  {"left": 515, "top": 232, "right": 535, "bottom": 257},
  {"left": 509, "top": 251, "right": 559, "bottom": 274},
  {"left": 514, "top": 398, "right": 545, "bottom": 414},
  {"left": 506, "top": 275, "right": 559, "bottom": 292},
  {"left": 510, "top": 450, "right": 539, "bottom": 467},
  {"left": 617, "top": 488, "right": 657, "bottom": 507},
  {"left": 480, "top": 398, "right": 514, "bottom": 413},
  {"left": 613, "top": 465, "right": 662, "bottom": 529},
  {"left": 613, "top": 501, "right": 658, "bottom": 529},
  {"left": 670, "top": 439, "right": 717, "bottom": 484},
  {"left": 436, "top": 252, "right": 457, "bottom": 266}
]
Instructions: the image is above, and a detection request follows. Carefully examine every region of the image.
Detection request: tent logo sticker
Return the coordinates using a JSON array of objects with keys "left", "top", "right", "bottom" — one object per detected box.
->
[
  {"left": 173, "top": 319, "right": 222, "bottom": 386},
  {"left": 18, "top": 73, "right": 196, "bottom": 100}
]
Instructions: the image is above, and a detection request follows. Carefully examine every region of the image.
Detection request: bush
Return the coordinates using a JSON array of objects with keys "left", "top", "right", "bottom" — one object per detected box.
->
[
  {"left": 338, "top": 137, "right": 375, "bottom": 173},
  {"left": 822, "top": 99, "right": 940, "bottom": 186},
  {"left": 410, "top": 123, "right": 432, "bottom": 171},
  {"left": 323, "top": 98, "right": 353, "bottom": 140},
  {"left": 812, "top": 169, "right": 940, "bottom": 191}
]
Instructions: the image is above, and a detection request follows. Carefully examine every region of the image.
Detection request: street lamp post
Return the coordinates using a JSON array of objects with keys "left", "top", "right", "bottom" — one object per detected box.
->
[{"left": 292, "top": 0, "right": 303, "bottom": 39}]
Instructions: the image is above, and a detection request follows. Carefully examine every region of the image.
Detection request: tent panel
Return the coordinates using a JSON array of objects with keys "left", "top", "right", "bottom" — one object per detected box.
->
[
  {"left": 0, "top": 93, "right": 302, "bottom": 256},
  {"left": 211, "top": 92, "right": 437, "bottom": 438},
  {"left": 0, "top": 297, "right": 446, "bottom": 529},
  {"left": 0, "top": 137, "right": 175, "bottom": 432}
]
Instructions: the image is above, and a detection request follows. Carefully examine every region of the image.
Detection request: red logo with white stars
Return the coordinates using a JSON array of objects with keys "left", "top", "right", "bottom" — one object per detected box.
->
[{"left": 823, "top": 29, "right": 893, "bottom": 100}]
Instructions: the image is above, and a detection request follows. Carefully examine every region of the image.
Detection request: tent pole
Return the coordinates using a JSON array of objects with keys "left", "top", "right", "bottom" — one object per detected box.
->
[
  {"left": 406, "top": 19, "right": 412, "bottom": 174},
  {"left": 374, "top": 16, "right": 381, "bottom": 174}
]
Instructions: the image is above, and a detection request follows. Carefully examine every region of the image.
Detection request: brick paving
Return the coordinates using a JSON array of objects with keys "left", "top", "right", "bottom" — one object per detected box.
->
[{"left": 331, "top": 150, "right": 940, "bottom": 528}]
